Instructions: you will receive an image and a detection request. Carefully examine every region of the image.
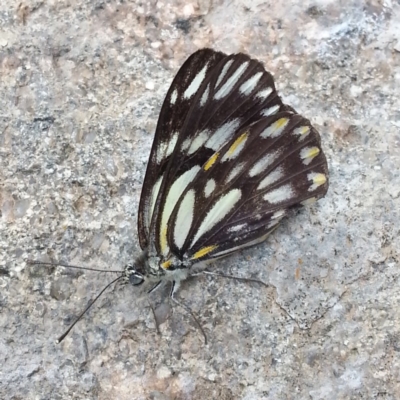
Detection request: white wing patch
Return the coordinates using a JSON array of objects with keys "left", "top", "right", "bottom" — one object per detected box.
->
[
  {"left": 156, "top": 132, "right": 179, "bottom": 164},
  {"left": 200, "top": 84, "right": 210, "bottom": 107},
  {"left": 214, "top": 62, "right": 249, "bottom": 100},
  {"left": 300, "top": 147, "right": 320, "bottom": 165},
  {"left": 257, "top": 166, "right": 284, "bottom": 190},
  {"left": 293, "top": 126, "right": 310, "bottom": 141},
  {"left": 268, "top": 209, "right": 286, "bottom": 227},
  {"left": 156, "top": 143, "right": 167, "bottom": 164},
  {"left": 147, "top": 174, "right": 164, "bottom": 232},
  {"left": 216, "top": 59, "right": 234, "bottom": 88},
  {"left": 261, "top": 105, "right": 280, "bottom": 117},
  {"left": 260, "top": 118, "right": 289, "bottom": 138},
  {"left": 249, "top": 151, "right": 280, "bottom": 177},
  {"left": 205, "top": 119, "right": 241, "bottom": 150},
  {"left": 228, "top": 223, "right": 247, "bottom": 233},
  {"left": 226, "top": 163, "right": 245, "bottom": 183},
  {"left": 263, "top": 184, "right": 294, "bottom": 204},
  {"left": 170, "top": 89, "right": 178, "bottom": 105},
  {"left": 181, "top": 138, "right": 191, "bottom": 152},
  {"left": 204, "top": 179, "right": 216, "bottom": 197},
  {"left": 307, "top": 172, "right": 327, "bottom": 191},
  {"left": 174, "top": 189, "right": 195, "bottom": 249},
  {"left": 187, "top": 129, "right": 210, "bottom": 154},
  {"left": 160, "top": 166, "right": 201, "bottom": 254},
  {"left": 166, "top": 132, "right": 179, "bottom": 158},
  {"left": 256, "top": 87, "right": 273, "bottom": 100},
  {"left": 272, "top": 209, "right": 286, "bottom": 219},
  {"left": 184, "top": 64, "right": 208, "bottom": 99},
  {"left": 239, "top": 72, "right": 263, "bottom": 96},
  {"left": 191, "top": 189, "right": 242, "bottom": 247}
]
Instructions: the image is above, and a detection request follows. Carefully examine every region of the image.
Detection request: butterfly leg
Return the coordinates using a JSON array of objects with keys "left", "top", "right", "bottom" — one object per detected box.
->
[
  {"left": 147, "top": 280, "right": 162, "bottom": 294},
  {"left": 198, "top": 270, "right": 269, "bottom": 288},
  {"left": 147, "top": 300, "right": 161, "bottom": 335},
  {"left": 145, "top": 281, "right": 163, "bottom": 335},
  {"left": 169, "top": 281, "right": 208, "bottom": 344}
]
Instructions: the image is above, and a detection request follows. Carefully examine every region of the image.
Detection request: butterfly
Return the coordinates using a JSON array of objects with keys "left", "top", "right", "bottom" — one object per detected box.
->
[
  {"left": 30, "top": 48, "right": 329, "bottom": 343},
  {"left": 130, "top": 48, "right": 329, "bottom": 280}
]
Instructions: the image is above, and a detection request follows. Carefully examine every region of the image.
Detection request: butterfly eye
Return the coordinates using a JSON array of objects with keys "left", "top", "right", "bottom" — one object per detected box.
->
[{"left": 129, "top": 273, "right": 144, "bottom": 286}]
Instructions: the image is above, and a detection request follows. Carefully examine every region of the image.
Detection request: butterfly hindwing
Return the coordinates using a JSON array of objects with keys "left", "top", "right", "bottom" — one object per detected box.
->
[{"left": 166, "top": 111, "right": 328, "bottom": 260}]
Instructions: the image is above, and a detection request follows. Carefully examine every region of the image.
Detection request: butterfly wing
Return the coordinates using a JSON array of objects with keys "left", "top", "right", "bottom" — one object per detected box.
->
[
  {"left": 138, "top": 49, "right": 287, "bottom": 252},
  {"left": 138, "top": 48, "right": 328, "bottom": 265}
]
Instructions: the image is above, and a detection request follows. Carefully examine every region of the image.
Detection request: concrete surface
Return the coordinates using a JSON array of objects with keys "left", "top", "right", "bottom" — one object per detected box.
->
[{"left": 1, "top": 0, "right": 399, "bottom": 399}]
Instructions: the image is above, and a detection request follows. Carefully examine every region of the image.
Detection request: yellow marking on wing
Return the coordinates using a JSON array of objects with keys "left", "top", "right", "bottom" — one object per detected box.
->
[
  {"left": 304, "top": 147, "right": 320, "bottom": 159},
  {"left": 227, "top": 132, "right": 248, "bottom": 157},
  {"left": 312, "top": 173, "right": 326, "bottom": 185},
  {"left": 161, "top": 259, "right": 172, "bottom": 269},
  {"left": 298, "top": 126, "right": 310, "bottom": 135},
  {"left": 191, "top": 245, "right": 218, "bottom": 260},
  {"left": 261, "top": 117, "right": 289, "bottom": 138},
  {"left": 160, "top": 226, "right": 168, "bottom": 254},
  {"left": 204, "top": 152, "right": 219, "bottom": 171},
  {"left": 276, "top": 118, "right": 289, "bottom": 128}
]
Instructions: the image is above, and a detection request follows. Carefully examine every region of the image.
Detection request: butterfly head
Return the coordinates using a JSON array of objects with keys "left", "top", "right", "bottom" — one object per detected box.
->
[
  {"left": 123, "top": 251, "right": 150, "bottom": 286},
  {"left": 123, "top": 250, "right": 166, "bottom": 286}
]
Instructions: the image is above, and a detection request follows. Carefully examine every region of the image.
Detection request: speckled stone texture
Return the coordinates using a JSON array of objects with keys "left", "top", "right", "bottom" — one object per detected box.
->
[{"left": 1, "top": 0, "right": 399, "bottom": 399}]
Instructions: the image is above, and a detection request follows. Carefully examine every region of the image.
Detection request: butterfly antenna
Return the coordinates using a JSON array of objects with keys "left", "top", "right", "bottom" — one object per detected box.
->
[
  {"left": 57, "top": 275, "right": 124, "bottom": 343},
  {"left": 27, "top": 260, "right": 123, "bottom": 273}
]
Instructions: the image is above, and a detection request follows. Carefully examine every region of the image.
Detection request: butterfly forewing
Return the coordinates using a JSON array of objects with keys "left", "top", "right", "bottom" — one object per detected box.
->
[
  {"left": 138, "top": 48, "right": 329, "bottom": 269},
  {"left": 138, "top": 49, "right": 225, "bottom": 249}
]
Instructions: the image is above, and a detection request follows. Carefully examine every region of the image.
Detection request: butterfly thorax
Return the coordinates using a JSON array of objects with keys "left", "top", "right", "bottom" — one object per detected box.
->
[{"left": 124, "top": 250, "right": 192, "bottom": 286}]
